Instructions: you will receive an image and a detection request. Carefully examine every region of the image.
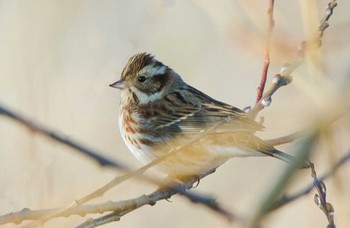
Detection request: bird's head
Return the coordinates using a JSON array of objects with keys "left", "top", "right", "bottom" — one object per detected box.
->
[{"left": 110, "top": 53, "right": 180, "bottom": 104}]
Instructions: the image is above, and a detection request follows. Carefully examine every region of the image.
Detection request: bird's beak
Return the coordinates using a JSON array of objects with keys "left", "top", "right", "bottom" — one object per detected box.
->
[{"left": 109, "top": 79, "right": 127, "bottom": 89}]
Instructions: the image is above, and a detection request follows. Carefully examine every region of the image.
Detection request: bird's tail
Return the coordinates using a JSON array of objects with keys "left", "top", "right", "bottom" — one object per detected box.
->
[
  {"left": 268, "top": 148, "right": 310, "bottom": 169},
  {"left": 252, "top": 135, "right": 310, "bottom": 169}
]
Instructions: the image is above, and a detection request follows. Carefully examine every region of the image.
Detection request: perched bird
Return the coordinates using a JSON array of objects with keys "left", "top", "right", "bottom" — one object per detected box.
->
[{"left": 110, "top": 53, "right": 309, "bottom": 179}]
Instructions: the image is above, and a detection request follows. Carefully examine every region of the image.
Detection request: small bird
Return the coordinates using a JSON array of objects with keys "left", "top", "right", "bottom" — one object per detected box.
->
[{"left": 110, "top": 53, "right": 309, "bottom": 179}]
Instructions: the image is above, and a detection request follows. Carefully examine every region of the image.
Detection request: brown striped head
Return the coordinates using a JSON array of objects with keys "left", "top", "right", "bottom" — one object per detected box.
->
[{"left": 110, "top": 53, "right": 180, "bottom": 104}]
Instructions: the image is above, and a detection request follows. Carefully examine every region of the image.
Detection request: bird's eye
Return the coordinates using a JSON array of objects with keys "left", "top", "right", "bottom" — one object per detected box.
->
[{"left": 138, "top": 76, "right": 147, "bottom": 83}]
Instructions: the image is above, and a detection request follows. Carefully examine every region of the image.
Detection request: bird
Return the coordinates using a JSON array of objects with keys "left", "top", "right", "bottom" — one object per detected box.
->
[{"left": 110, "top": 53, "right": 309, "bottom": 179}]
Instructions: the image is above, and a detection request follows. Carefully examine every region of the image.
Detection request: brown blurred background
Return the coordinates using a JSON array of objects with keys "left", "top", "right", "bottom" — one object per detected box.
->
[{"left": 1, "top": 1, "right": 350, "bottom": 227}]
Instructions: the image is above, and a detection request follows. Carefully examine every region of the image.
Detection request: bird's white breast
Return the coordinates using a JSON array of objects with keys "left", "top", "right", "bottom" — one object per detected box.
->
[{"left": 118, "top": 106, "right": 153, "bottom": 164}]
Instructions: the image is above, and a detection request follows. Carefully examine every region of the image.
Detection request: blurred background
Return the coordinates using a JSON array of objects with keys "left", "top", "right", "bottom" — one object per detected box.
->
[{"left": 1, "top": 0, "right": 350, "bottom": 227}]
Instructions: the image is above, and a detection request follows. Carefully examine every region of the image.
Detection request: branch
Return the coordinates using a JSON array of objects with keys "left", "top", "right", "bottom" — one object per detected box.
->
[
  {"left": 76, "top": 175, "right": 235, "bottom": 228},
  {"left": 248, "top": 73, "right": 293, "bottom": 119},
  {"left": 249, "top": 107, "right": 346, "bottom": 227},
  {"left": 21, "top": 118, "right": 233, "bottom": 227},
  {"left": 271, "top": 150, "right": 350, "bottom": 211},
  {"left": 248, "top": 0, "right": 337, "bottom": 119},
  {"left": 265, "top": 131, "right": 302, "bottom": 146},
  {"left": 0, "top": 104, "right": 234, "bottom": 226},
  {"left": 0, "top": 169, "right": 235, "bottom": 226},
  {"left": 256, "top": 0, "right": 275, "bottom": 103},
  {"left": 311, "top": 163, "right": 335, "bottom": 227},
  {"left": 0, "top": 104, "right": 126, "bottom": 169}
]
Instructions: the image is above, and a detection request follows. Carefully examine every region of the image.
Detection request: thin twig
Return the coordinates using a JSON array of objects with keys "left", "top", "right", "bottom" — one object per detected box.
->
[
  {"left": 256, "top": 0, "right": 275, "bottom": 103},
  {"left": 248, "top": 73, "right": 292, "bottom": 119},
  {"left": 76, "top": 175, "right": 235, "bottom": 228},
  {"left": 0, "top": 104, "right": 126, "bottom": 169},
  {"left": 271, "top": 151, "right": 350, "bottom": 211},
  {"left": 248, "top": 0, "right": 337, "bottom": 119},
  {"left": 249, "top": 109, "right": 346, "bottom": 228},
  {"left": 265, "top": 131, "right": 302, "bottom": 146},
  {"left": 311, "top": 163, "right": 336, "bottom": 227},
  {"left": 0, "top": 169, "right": 235, "bottom": 226},
  {"left": 249, "top": 132, "right": 317, "bottom": 228}
]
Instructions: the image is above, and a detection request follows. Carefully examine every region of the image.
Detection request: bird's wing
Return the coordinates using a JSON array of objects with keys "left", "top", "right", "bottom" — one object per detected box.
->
[{"left": 140, "top": 85, "right": 263, "bottom": 135}]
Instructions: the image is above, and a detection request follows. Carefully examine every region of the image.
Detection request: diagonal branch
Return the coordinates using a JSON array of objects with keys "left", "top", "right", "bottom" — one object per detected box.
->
[
  {"left": 20, "top": 118, "right": 233, "bottom": 227},
  {"left": 0, "top": 104, "right": 234, "bottom": 226},
  {"left": 265, "top": 131, "right": 302, "bottom": 146},
  {"left": 248, "top": 0, "right": 337, "bottom": 119},
  {"left": 76, "top": 176, "right": 235, "bottom": 228},
  {"left": 270, "top": 150, "right": 350, "bottom": 211},
  {"left": 0, "top": 104, "right": 126, "bottom": 169},
  {"left": 0, "top": 169, "right": 235, "bottom": 226}
]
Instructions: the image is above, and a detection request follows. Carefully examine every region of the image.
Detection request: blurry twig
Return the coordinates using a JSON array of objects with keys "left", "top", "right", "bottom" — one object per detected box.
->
[
  {"left": 0, "top": 104, "right": 126, "bottom": 169},
  {"left": 271, "top": 150, "right": 350, "bottom": 211},
  {"left": 249, "top": 2, "right": 339, "bottom": 224},
  {"left": 249, "top": 132, "right": 318, "bottom": 228},
  {"left": 256, "top": 0, "right": 275, "bottom": 103},
  {"left": 250, "top": 105, "right": 346, "bottom": 227},
  {"left": 319, "top": 0, "right": 337, "bottom": 38},
  {"left": 265, "top": 131, "right": 302, "bottom": 146}
]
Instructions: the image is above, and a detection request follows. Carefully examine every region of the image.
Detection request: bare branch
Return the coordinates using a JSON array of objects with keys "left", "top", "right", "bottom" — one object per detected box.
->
[
  {"left": 318, "top": 0, "right": 338, "bottom": 38},
  {"left": 248, "top": 73, "right": 293, "bottom": 119},
  {"left": 265, "top": 131, "right": 302, "bottom": 146},
  {"left": 0, "top": 169, "right": 235, "bottom": 226},
  {"left": 76, "top": 176, "right": 235, "bottom": 228},
  {"left": 0, "top": 1, "right": 340, "bottom": 227},
  {"left": 256, "top": 0, "right": 275, "bottom": 103},
  {"left": 248, "top": 0, "right": 337, "bottom": 119},
  {"left": 0, "top": 103, "right": 234, "bottom": 226},
  {"left": 311, "top": 163, "right": 335, "bottom": 227},
  {"left": 249, "top": 108, "right": 346, "bottom": 227},
  {"left": 0, "top": 104, "right": 126, "bottom": 169},
  {"left": 271, "top": 150, "right": 350, "bottom": 211}
]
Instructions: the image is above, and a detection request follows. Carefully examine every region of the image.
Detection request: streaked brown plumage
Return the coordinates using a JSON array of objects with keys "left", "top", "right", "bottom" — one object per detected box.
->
[{"left": 110, "top": 53, "right": 309, "bottom": 178}]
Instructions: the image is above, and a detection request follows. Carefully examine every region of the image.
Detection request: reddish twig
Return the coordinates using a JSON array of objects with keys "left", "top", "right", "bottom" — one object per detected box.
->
[{"left": 256, "top": 0, "right": 275, "bottom": 103}]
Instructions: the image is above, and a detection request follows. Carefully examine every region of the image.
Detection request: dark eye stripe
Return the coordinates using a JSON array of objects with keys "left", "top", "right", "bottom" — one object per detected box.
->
[{"left": 153, "top": 73, "right": 168, "bottom": 93}]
